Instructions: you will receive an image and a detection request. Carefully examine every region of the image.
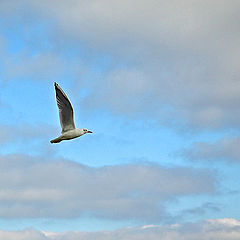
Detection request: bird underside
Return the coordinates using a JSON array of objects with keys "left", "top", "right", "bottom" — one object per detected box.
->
[
  {"left": 50, "top": 134, "right": 81, "bottom": 143},
  {"left": 50, "top": 129, "right": 82, "bottom": 144}
]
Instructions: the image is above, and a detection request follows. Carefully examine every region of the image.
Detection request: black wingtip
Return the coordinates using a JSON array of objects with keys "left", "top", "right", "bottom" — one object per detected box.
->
[{"left": 54, "top": 82, "right": 60, "bottom": 90}]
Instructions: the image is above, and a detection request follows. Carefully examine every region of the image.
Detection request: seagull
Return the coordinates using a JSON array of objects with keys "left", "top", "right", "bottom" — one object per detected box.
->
[{"left": 50, "top": 82, "right": 92, "bottom": 143}]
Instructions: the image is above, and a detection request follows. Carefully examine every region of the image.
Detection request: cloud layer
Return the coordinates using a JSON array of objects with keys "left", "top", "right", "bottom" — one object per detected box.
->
[
  {"left": 1, "top": 0, "right": 240, "bottom": 130},
  {"left": 28, "top": 0, "right": 240, "bottom": 129},
  {"left": 0, "top": 154, "right": 215, "bottom": 221}
]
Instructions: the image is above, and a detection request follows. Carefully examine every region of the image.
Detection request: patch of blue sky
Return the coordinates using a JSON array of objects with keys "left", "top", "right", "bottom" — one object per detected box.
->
[
  {"left": 0, "top": 79, "right": 229, "bottom": 166},
  {"left": 0, "top": 217, "right": 134, "bottom": 232},
  {"left": 166, "top": 159, "right": 240, "bottom": 223},
  {"left": 52, "top": 115, "right": 220, "bottom": 167},
  {"left": 0, "top": 76, "right": 231, "bottom": 168},
  {"left": 167, "top": 191, "right": 240, "bottom": 223},
  {"left": 166, "top": 195, "right": 222, "bottom": 223},
  {"left": 0, "top": 80, "right": 55, "bottom": 126},
  {"left": 0, "top": 17, "right": 49, "bottom": 54}
]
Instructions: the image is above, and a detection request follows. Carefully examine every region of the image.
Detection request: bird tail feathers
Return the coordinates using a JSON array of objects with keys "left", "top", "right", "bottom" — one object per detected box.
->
[{"left": 50, "top": 137, "right": 62, "bottom": 144}]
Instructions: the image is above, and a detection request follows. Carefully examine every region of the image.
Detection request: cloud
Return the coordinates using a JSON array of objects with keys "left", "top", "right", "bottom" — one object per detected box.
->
[
  {"left": 4, "top": 53, "right": 67, "bottom": 82},
  {"left": 1, "top": 218, "right": 240, "bottom": 240},
  {"left": 0, "top": 154, "right": 215, "bottom": 221},
  {"left": 0, "top": 45, "right": 87, "bottom": 83},
  {"left": 1, "top": 0, "right": 240, "bottom": 129},
  {"left": 181, "top": 137, "right": 240, "bottom": 163},
  {"left": 0, "top": 228, "right": 47, "bottom": 240},
  {"left": 178, "top": 202, "right": 221, "bottom": 218},
  {"left": 0, "top": 124, "right": 55, "bottom": 146},
  {"left": 0, "top": 13, "right": 89, "bottom": 84},
  {"left": 25, "top": 0, "right": 240, "bottom": 130}
]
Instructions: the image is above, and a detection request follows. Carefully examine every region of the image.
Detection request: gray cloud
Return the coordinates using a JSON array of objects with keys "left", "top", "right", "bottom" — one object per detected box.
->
[
  {"left": 1, "top": 218, "right": 240, "bottom": 240},
  {"left": 0, "top": 154, "right": 215, "bottom": 221},
  {"left": 0, "top": 20, "right": 88, "bottom": 84},
  {"left": 1, "top": 0, "right": 240, "bottom": 129},
  {"left": 0, "top": 47, "right": 87, "bottom": 83},
  {"left": 178, "top": 202, "right": 221, "bottom": 218},
  {"left": 182, "top": 137, "right": 240, "bottom": 163},
  {"left": 29, "top": 0, "right": 240, "bottom": 130},
  {"left": 0, "top": 124, "right": 55, "bottom": 146}
]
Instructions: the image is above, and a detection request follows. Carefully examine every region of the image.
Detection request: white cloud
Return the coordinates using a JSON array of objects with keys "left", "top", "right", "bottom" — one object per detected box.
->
[
  {"left": 0, "top": 228, "right": 47, "bottom": 240},
  {"left": 1, "top": 218, "right": 240, "bottom": 240},
  {"left": 0, "top": 154, "right": 215, "bottom": 221}
]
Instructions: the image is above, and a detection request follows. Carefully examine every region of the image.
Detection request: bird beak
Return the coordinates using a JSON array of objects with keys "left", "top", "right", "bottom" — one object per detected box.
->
[{"left": 87, "top": 130, "right": 93, "bottom": 133}]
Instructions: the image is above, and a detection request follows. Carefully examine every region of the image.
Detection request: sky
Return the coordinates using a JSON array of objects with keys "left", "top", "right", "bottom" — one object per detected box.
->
[{"left": 0, "top": 0, "right": 240, "bottom": 239}]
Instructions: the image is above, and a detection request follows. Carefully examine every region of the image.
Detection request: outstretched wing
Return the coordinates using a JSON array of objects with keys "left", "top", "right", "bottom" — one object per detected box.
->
[{"left": 54, "top": 82, "right": 76, "bottom": 133}]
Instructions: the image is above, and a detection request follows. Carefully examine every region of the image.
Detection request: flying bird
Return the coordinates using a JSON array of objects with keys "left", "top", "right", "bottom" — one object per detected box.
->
[{"left": 50, "top": 82, "right": 92, "bottom": 143}]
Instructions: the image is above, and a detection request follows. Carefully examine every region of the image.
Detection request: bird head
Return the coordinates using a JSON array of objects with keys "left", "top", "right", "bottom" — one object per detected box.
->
[{"left": 83, "top": 128, "right": 93, "bottom": 134}]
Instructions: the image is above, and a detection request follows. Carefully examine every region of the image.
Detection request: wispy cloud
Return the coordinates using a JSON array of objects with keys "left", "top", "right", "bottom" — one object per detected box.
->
[
  {"left": 177, "top": 202, "right": 221, "bottom": 219},
  {"left": 0, "top": 124, "right": 55, "bottom": 146},
  {"left": 181, "top": 137, "right": 240, "bottom": 163},
  {"left": 1, "top": 218, "right": 240, "bottom": 240}
]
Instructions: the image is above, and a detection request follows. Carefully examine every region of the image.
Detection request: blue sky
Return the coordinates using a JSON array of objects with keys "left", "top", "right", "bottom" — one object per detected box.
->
[{"left": 0, "top": 0, "right": 240, "bottom": 239}]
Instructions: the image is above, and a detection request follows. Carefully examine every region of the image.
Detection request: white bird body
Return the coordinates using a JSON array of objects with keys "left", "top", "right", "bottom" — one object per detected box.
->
[
  {"left": 51, "top": 129, "right": 85, "bottom": 143},
  {"left": 50, "top": 82, "right": 92, "bottom": 144}
]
